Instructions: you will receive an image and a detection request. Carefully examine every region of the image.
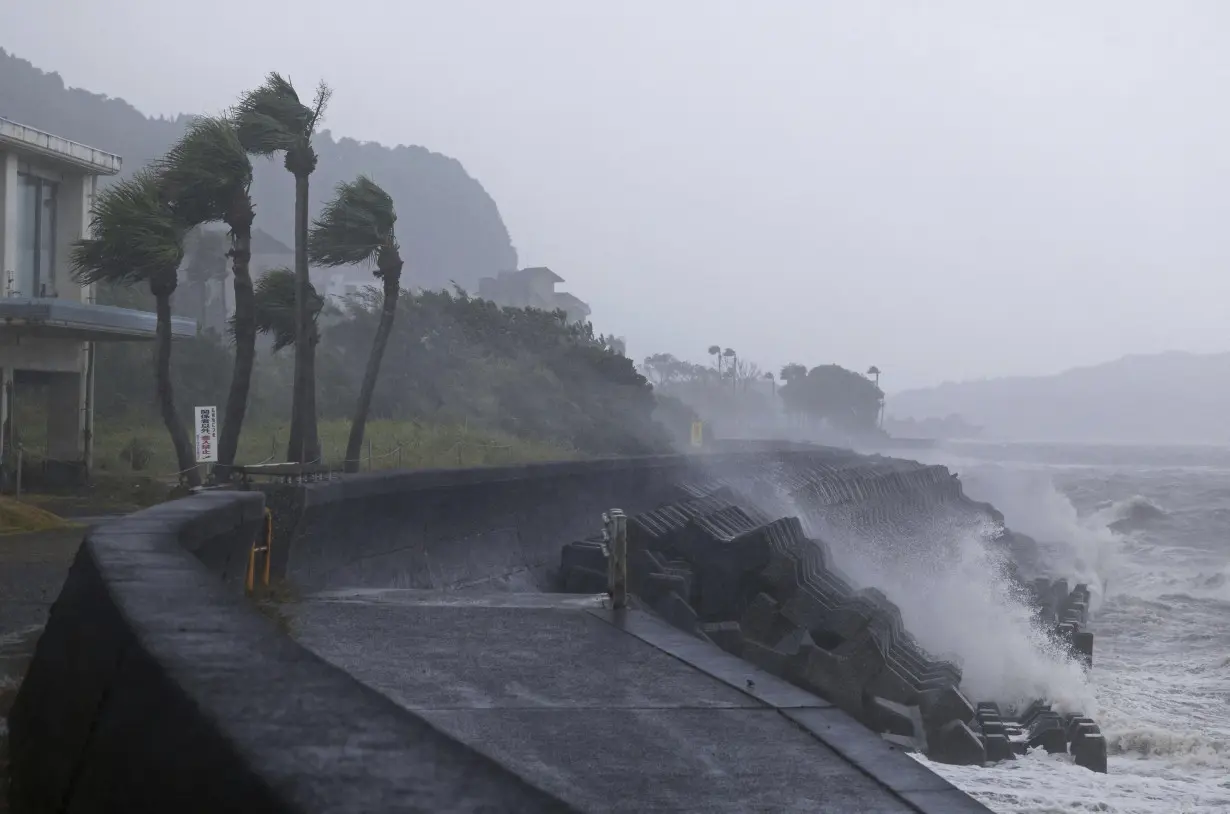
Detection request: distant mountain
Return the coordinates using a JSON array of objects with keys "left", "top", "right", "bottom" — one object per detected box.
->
[
  {"left": 887, "top": 351, "right": 1230, "bottom": 444},
  {"left": 0, "top": 49, "right": 517, "bottom": 291}
]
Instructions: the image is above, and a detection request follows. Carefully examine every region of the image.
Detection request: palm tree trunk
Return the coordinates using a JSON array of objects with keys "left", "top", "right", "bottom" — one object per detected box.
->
[
  {"left": 215, "top": 221, "right": 254, "bottom": 482},
  {"left": 155, "top": 293, "right": 200, "bottom": 488},
  {"left": 288, "top": 172, "right": 320, "bottom": 463},
  {"left": 344, "top": 279, "right": 400, "bottom": 473}
]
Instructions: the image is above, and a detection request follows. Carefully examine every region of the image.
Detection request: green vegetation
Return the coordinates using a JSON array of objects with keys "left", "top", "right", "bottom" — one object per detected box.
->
[
  {"left": 306, "top": 176, "right": 404, "bottom": 473},
  {"left": 62, "top": 73, "right": 653, "bottom": 482},
  {"left": 236, "top": 73, "right": 332, "bottom": 464},
  {"left": 779, "top": 363, "right": 885, "bottom": 435},
  {"left": 18, "top": 417, "right": 574, "bottom": 478},
  {"left": 70, "top": 170, "right": 201, "bottom": 486},
  {"left": 10, "top": 55, "right": 887, "bottom": 491},
  {"left": 0, "top": 498, "right": 77, "bottom": 535},
  {"left": 644, "top": 352, "right": 886, "bottom": 441},
  {"left": 158, "top": 114, "right": 257, "bottom": 480}
]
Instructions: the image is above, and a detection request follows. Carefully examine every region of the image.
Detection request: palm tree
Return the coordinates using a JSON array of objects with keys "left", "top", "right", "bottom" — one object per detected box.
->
[
  {"left": 866, "top": 365, "right": 884, "bottom": 429},
  {"left": 160, "top": 115, "right": 256, "bottom": 481},
  {"left": 252, "top": 267, "right": 325, "bottom": 354},
  {"left": 708, "top": 344, "right": 722, "bottom": 378},
  {"left": 764, "top": 370, "right": 776, "bottom": 396},
  {"left": 70, "top": 170, "right": 201, "bottom": 487},
  {"left": 235, "top": 73, "right": 331, "bottom": 464},
  {"left": 307, "top": 176, "right": 402, "bottom": 473}
]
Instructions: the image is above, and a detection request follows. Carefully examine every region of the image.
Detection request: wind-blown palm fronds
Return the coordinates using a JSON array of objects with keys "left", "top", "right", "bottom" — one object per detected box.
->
[
  {"left": 308, "top": 175, "right": 397, "bottom": 268},
  {"left": 158, "top": 115, "right": 252, "bottom": 226},
  {"left": 252, "top": 268, "right": 324, "bottom": 353},
  {"left": 71, "top": 170, "right": 185, "bottom": 291},
  {"left": 234, "top": 73, "right": 326, "bottom": 158},
  {"left": 234, "top": 72, "right": 331, "bottom": 463},
  {"left": 309, "top": 176, "right": 404, "bottom": 473},
  {"left": 160, "top": 114, "right": 259, "bottom": 480},
  {"left": 70, "top": 169, "right": 200, "bottom": 486}
]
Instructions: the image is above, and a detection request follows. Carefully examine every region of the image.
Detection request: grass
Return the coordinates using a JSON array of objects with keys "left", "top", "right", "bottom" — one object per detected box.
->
[
  {"left": 85, "top": 417, "right": 577, "bottom": 479},
  {"left": 0, "top": 498, "right": 77, "bottom": 536},
  {"left": 251, "top": 578, "right": 299, "bottom": 636}
]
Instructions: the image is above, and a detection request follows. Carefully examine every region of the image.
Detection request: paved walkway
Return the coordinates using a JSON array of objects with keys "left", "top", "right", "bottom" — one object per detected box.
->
[{"left": 289, "top": 589, "right": 989, "bottom": 813}]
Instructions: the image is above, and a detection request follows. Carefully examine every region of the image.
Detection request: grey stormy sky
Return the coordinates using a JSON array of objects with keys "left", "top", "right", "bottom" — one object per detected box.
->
[{"left": 5, "top": 0, "right": 1230, "bottom": 390}]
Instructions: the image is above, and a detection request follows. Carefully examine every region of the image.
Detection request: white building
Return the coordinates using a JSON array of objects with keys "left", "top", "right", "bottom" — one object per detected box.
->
[{"left": 0, "top": 117, "right": 194, "bottom": 481}]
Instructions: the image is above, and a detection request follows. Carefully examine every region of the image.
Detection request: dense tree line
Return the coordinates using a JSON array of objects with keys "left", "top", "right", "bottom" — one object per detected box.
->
[
  {"left": 65, "top": 68, "right": 875, "bottom": 470},
  {"left": 94, "top": 286, "right": 667, "bottom": 459},
  {"left": 643, "top": 352, "right": 886, "bottom": 441}
]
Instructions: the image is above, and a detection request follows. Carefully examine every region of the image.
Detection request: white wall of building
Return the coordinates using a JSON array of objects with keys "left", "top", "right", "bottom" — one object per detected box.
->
[{"left": 0, "top": 130, "right": 113, "bottom": 469}]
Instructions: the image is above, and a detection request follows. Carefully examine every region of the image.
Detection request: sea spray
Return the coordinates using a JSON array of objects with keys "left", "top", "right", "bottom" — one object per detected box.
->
[
  {"left": 735, "top": 461, "right": 1105, "bottom": 713},
  {"left": 949, "top": 464, "right": 1122, "bottom": 612},
  {"left": 817, "top": 510, "right": 1096, "bottom": 712}
]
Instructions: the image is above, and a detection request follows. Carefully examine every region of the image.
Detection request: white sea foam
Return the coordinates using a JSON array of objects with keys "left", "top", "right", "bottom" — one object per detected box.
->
[{"left": 912, "top": 451, "right": 1230, "bottom": 813}]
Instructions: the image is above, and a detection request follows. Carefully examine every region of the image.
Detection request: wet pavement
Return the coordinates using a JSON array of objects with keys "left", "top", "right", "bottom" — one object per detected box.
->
[{"left": 287, "top": 589, "right": 985, "bottom": 813}]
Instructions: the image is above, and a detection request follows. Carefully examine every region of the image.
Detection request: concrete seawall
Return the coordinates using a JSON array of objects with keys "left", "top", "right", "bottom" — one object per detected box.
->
[
  {"left": 8, "top": 448, "right": 1054, "bottom": 812},
  {"left": 263, "top": 447, "right": 940, "bottom": 594},
  {"left": 5, "top": 491, "right": 575, "bottom": 813}
]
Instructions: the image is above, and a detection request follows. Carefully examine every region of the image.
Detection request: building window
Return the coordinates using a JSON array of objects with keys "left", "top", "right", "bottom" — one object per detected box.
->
[{"left": 14, "top": 174, "right": 58, "bottom": 298}]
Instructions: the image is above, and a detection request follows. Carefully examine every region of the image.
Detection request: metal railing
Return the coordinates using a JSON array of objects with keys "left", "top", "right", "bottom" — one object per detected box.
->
[
  {"left": 245, "top": 508, "right": 274, "bottom": 595},
  {"left": 225, "top": 436, "right": 520, "bottom": 485}
]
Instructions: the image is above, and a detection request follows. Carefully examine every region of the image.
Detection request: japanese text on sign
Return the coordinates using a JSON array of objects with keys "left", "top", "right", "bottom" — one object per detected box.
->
[{"left": 195, "top": 405, "right": 218, "bottom": 463}]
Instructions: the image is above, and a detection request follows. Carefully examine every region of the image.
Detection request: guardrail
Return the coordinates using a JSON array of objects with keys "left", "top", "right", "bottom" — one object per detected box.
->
[
  {"left": 227, "top": 437, "right": 523, "bottom": 485},
  {"left": 245, "top": 508, "right": 274, "bottom": 595}
]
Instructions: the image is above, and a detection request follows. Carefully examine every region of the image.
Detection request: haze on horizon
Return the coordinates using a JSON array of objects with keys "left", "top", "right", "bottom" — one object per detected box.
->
[{"left": 4, "top": 0, "right": 1229, "bottom": 391}]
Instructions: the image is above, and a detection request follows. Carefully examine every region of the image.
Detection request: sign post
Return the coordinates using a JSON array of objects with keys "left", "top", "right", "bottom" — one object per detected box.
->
[{"left": 195, "top": 406, "right": 218, "bottom": 464}]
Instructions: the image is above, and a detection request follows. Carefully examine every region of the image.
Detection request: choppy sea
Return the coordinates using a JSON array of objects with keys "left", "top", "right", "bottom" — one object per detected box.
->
[{"left": 868, "top": 441, "right": 1230, "bottom": 814}]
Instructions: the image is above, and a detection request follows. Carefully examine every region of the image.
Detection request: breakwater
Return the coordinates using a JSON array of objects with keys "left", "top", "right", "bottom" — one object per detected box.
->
[
  {"left": 556, "top": 454, "right": 1106, "bottom": 772},
  {"left": 7, "top": 447, "right": 1101, "bottom": 813}
]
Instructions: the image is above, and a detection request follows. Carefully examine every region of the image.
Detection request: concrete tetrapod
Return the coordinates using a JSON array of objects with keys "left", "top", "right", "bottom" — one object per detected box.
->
[{"left": 556, "top": 464, "right": 1108, "bottom": 774}]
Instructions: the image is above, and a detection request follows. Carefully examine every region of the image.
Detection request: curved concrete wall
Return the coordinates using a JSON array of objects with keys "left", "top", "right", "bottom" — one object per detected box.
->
[
  {"left": 9, "top": 448, "right": 1030, "bottom": 812},
  {"left": 6, "top": 491, "right": 574, "bottom": 813},
  {"left": 263, "top": 449, "right": 904, "bottom": 594}
]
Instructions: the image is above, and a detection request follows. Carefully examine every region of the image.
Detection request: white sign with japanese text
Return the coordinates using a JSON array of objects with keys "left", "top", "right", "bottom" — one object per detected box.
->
[{"left": 195, "top": 405, "right": 218, "bottom": 463}]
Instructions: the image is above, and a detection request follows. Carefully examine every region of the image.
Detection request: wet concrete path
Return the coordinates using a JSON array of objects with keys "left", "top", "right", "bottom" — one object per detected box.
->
[{"left": 288, "top": 589, "right": 988, "bottom": 813}]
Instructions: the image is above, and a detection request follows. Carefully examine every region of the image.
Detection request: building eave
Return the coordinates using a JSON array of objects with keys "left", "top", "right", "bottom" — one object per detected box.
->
[
  {"left": 0, "top": 117, "right": 122, "bottom": 176},
  {"left": 0, "top": 299, "right": 195, "bottom": 341}
]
